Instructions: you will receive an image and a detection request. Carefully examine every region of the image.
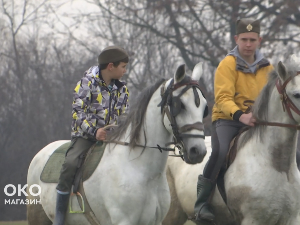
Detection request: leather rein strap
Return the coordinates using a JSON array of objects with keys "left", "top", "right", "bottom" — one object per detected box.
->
[
  {"left": 103, "top": 79, "right": 206, "bottom": 158},
  {"left": 275, "top": 72, "right": 300, "bottom": 122},
  {"left": 160, "top": 79, "right": 205, "bottom": 157},
  {"left": 256, "top": 71, "right": 300, "bottom": 129},
  {"left": 255, "top": 121, "right": 300, "bottom": 130}
]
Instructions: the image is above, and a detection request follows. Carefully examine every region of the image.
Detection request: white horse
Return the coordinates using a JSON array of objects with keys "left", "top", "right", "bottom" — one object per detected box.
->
[
  {"left": 163, "top": 137, "right": 210, "bottom": 225},
  {"left": 27, "top": 62, "right": 208, "bottom": 225},
  {"left": 164, "top": 61, "right": 300, "bottom": 225},
  {"left": 164, "top": 140, "right": 300, "bottom": 225},
  {"left": 163, "top": 137, "right": 233, "bottom": 225}
]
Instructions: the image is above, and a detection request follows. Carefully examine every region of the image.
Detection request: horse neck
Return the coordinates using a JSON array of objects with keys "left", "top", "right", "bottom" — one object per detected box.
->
[
  {"left": 128, "top": 89, "right": 172, "bottom": 172},
  {"left": 262, "top": 90, "right": 299, "bottom": 172},
  {"left": 143, "top": 89, "right": 173, "bottom": 148}
]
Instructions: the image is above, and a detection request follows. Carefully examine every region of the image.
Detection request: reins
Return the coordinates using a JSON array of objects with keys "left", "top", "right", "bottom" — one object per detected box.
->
[
  {"left": 102, "top": 78, "right": 206, "bottom": 159},
  {"left": 255, "top": 71, "right": 300, "bottom": 129},
  {"left": 101, "top": 125, "right": 175, "bottom": 153},
  {"left": 255, "top": 121, "right": 300, "bottom": 130},
  {"left": 103, "top": 140, "right": 178, "bottom": 153}
]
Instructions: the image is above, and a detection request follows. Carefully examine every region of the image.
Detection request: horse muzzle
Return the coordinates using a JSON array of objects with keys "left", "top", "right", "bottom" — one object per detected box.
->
[{"left": 183, "top": 143, "right": 207, "bottom": 164}]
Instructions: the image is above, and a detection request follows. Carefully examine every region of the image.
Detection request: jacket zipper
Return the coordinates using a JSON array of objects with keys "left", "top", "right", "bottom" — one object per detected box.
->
[{"left": 106, "top": 87, "right": 112, "bottom": 125}]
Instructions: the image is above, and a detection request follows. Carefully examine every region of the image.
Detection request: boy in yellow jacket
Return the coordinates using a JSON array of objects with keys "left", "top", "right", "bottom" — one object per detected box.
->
[{"left": 194, "top": 18, "right": 273, "bottom": 222}]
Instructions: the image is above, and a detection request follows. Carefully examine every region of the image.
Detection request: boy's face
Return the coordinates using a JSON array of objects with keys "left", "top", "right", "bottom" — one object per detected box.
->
[
  {"left": 234, "top": 32, "right": 262, "bottom": 59},
  {"left": 110, "top": 62, "right": 128, "bottom": 79}
]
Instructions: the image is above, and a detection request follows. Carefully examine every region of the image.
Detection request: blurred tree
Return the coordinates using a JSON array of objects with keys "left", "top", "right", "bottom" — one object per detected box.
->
[
  {"left": 1, "top": 0, "right": 300, "bottom": 220},
  {"left": 0, "top": 0, "right": 94, "bottom": 220},
  {"left": 80, "top": 0, "right": 300, "bottom": 133}
]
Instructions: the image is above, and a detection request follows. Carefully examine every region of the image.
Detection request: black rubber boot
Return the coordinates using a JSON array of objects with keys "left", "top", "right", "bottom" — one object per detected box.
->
[
  {"left": 194, "top": 175, "right": 215, "bottom": 222},
  {"left": 53, "top": 192, "right": 70, "bottom": 225}
]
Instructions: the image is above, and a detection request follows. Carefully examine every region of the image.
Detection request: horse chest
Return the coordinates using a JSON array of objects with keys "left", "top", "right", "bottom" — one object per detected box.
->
[
  {"left": 225, "top": 158, "right": 300, "bottom": 224},
  {"left": 227, "top": 175, "right": 300, "bottom": 224}
]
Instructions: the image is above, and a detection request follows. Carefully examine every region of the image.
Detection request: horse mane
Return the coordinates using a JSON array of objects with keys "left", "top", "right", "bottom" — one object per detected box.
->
[
  {"left": 239, "top": 61, "right": 298, "bottom": 147},
  {"left": 107, "top": 78, "right": 166, "bottom": 148}
]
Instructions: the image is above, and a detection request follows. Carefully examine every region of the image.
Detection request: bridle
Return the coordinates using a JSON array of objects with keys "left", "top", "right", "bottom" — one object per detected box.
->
[
  {"left": 158, "top": 77, "right": 207, "bottom": 156},
  {"left": 104, "top": 77, "right": 208, "bottom": 159},
  {"left": 256, "top": 71, "right": 300, "bottom": 129}
]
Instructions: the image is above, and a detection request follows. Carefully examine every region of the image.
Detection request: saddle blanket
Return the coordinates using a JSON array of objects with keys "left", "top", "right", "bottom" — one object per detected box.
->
[{"left": 40, "top": 141, "right": 106, "bottom": 183}]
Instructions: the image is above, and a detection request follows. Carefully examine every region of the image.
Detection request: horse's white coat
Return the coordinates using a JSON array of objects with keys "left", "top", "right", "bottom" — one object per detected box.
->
[
  {"left": 27, "top": 63, "right": 208, "bottom": 225},
  {"left": 164, "top": 137, "right": 233, "bottom": 225},
  {"left": 224, "top": 73, "right": 300, "bottom": 225},
  {"left": 164, "top": 61, "right": 300, "bottom": 225}
]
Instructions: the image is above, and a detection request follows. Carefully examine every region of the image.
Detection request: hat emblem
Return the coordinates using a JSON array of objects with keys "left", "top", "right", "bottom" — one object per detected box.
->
[{"left": 246, "top": 24, "right": 253, "bottom": 31}]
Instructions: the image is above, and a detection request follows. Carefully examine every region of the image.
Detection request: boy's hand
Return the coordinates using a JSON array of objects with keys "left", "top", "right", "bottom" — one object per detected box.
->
[
  {"left": 95, "top": 128, "right": 107, "bottom": 140},
  {"left": 239, "top": 112, "right": 256, "bottom": 127}
]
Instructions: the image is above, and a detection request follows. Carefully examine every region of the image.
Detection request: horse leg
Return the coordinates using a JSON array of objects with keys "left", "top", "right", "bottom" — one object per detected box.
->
[
  {"left": 162, "top": 167, "right": 188, "bottom": 225},
  {"left": 27, "top": 195, "right": 52, "bottom": 225}
]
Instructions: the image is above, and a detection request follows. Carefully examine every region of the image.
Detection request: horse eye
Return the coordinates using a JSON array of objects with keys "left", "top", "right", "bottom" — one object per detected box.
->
[{"left": 293, "top": 93, "right": 300, "bottom": 99}]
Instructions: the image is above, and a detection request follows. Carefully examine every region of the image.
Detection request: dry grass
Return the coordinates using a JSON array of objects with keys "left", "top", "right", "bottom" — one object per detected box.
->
[
  {"left": 0, "top": 222, "right": 27, "bottom": 225},
  {"left": 0, "top": 220, "right": 194, "bottom": 225},
  {"left": 185, "top": 221, "right": 196, "bottom": 225}
]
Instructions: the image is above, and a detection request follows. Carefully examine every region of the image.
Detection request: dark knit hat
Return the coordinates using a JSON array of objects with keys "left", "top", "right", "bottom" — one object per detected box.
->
[
  {"left": 236, "top": 18, "right": 260, "bottom": 35},
  {"left": 98, "top": 46, "right": 128, "bottom": 64}
]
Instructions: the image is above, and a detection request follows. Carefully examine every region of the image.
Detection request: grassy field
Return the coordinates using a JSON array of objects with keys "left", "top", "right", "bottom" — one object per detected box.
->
[
  {"left": 0, "top": 221, "right": 194, "bottom": 225},
  {"left": 0, "top": 222, "right": 27, "bottom": 225}
]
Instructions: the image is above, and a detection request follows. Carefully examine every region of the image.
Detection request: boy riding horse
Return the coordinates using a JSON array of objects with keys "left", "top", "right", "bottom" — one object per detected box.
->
[
  {"left": 54, "top": 46, "right": 130, "bottom": 225},
  {"left": 194, "top": 18, "right": 273, "bottom": 222}
]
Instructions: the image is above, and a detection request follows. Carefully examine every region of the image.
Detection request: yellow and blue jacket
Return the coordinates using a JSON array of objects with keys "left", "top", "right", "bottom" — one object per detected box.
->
[{"left": 71, "top": 66, "right": 129, "bottom": 140}]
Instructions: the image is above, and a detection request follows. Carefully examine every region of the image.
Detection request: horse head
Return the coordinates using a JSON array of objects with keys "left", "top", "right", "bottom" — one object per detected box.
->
[
  {"left": 275, "top": 59, "right": 300, "bottom": 124},
  {"left": 160, "top": 62, "right": 207, "bottom": 164}
]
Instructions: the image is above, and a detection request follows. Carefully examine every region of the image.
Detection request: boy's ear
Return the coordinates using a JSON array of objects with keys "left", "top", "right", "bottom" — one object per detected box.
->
[{"left": 107, "top": 63, "right": 114, "bottom": 70}]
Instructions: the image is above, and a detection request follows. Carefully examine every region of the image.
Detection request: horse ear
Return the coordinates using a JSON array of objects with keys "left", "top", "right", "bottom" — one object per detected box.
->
[
  {"left": 277, "top": 61, "right": 288, "bottom": 81},
  {"left": 174, "top": 64, "right": 186, "bottom": 83},
  {"left": 290, "top": 54, "right": 298, "bottom": 64},
  {"left": 191, "top": 62, "right": 204, "bottom": 80}
]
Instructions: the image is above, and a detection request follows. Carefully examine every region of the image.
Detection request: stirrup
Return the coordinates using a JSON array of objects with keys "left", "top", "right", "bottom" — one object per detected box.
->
[
  {"left": 69, "top": 192, "right": 85, "bottom": 213},
  {"left": 188, "top": 215, "right": 216, "bottom": 225},
  {"left": 195, "top": 203, "right": 215, "bottom": 222}
]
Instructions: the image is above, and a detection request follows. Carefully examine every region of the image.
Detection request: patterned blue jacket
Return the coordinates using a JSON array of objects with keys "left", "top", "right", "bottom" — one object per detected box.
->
[{"left": 71, "top": 66, "right": 129, "bottom": 140}]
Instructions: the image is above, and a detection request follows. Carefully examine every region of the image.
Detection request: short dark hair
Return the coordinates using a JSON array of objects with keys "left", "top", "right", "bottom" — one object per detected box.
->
[
  {"left": 98, "top": 46, "right": 129, "bottom": 65},
  {"left": 99, "top": 57, "right": 129, "bottom": 70}
]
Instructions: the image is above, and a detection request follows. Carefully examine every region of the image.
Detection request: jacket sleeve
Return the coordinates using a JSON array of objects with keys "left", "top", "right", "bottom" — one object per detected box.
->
[
  {"left": 72, "top": 77, "right": 103, "bottom": 137},
  {"left": 214, "top": 59, "right": 241, "bottom": 119}
]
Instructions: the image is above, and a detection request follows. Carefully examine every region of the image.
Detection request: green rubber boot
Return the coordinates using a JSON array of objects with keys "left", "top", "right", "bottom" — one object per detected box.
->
[{"left": 194, "top": 175, "right": 215, "bottom": 221}]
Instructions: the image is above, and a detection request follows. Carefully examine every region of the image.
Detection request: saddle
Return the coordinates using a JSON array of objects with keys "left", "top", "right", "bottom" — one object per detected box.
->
[
  {"left": 40, "top": 141, "right": 106, "bottom": 184},
  {"left": 40, "top": 141, "right": 106, "bottom": 225}
]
